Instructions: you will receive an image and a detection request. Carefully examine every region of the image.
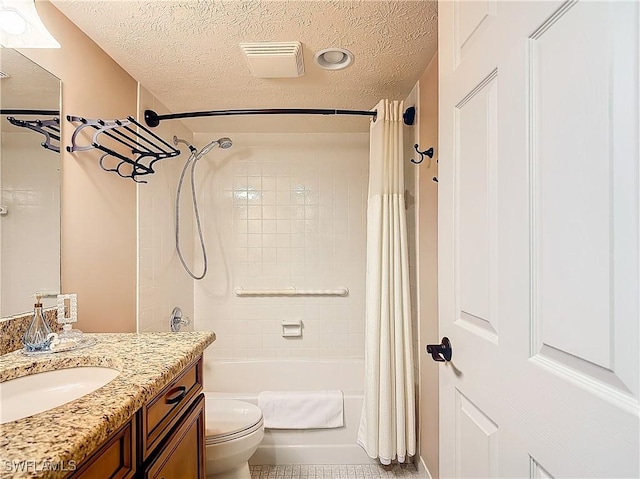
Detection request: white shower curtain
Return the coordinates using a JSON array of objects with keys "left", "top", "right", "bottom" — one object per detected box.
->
[{"left": 357, "top": 99, "right": 416, "bottom": 464}]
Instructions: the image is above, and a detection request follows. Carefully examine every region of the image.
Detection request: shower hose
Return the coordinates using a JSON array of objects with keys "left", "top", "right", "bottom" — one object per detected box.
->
[{"left": 175, "top": 151, "right": 207, "bottom": 280}]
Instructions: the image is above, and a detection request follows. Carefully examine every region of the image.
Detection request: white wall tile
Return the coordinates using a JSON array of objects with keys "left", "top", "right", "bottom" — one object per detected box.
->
[
  {"left": 136, "top": 88, "right": 200, "bottom": 333},
  {"left": 194, "top": 133, "right": 369, "bottom": 360},
  {"left": 1, "top": 132, "right": 60, "bottom": 316}
]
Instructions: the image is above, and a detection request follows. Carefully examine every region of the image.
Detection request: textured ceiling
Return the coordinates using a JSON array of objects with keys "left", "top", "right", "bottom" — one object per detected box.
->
[
  {"left": 52, "top": 0, "right": 438, "bottom": 132},
  {"left": 0, "top": 49, "right": 60, "bottom": 111},
  {"left": 1, "top": 49, "right": 60, "bottom": 134}
]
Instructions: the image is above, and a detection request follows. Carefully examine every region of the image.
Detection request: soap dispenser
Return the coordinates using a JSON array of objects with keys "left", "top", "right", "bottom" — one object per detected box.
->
[{"left": 23, "top": 294, "right": 57, "bottom": 352}]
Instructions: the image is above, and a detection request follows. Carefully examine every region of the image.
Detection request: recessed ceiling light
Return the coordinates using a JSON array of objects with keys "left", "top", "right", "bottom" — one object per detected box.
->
[
  {"left": 314, "top": 48, "right": 354, "bottom": 71},
  {"left": 0, "top": 0, "right": 60, "bottom": 48},
  {"left": 0, "top": 10, "right": 26, "bottom": 35}
]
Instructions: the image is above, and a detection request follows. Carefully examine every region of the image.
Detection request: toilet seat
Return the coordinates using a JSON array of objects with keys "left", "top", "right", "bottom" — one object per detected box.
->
[{"left": 205, "top": 398, "right": 264, "bottom": 446}]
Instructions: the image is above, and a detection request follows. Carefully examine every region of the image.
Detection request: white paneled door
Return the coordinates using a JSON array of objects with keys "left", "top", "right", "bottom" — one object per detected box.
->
[{"left": 438, "top": 1, "right": 639, "bottom": 477}]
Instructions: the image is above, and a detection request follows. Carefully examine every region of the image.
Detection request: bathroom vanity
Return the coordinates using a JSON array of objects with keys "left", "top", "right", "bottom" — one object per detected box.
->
[{"left": 0, "top": 332, "right": 215, "bottom": 479}]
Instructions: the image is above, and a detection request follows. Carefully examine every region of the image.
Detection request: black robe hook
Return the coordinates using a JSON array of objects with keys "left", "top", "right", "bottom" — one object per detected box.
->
[{"left": 411, "top": 144, "right": 434, "bottom": 165}]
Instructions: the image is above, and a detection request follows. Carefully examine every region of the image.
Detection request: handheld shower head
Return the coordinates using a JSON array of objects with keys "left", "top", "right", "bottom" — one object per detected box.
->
[
  {"left": 196, "top": 137, "right": 233, "bottom": 158},
  {"left": 174, "top": 136, "right": 233, "bottom": 280},
  {"left": 218, "top": 137, "right": 233, "bottom": 149},
  {"left": 174, "top": 136, "right": 233, "bottom": 160},
  {"left": 199, "top": 140, "right": 219, "bottom": 157}
]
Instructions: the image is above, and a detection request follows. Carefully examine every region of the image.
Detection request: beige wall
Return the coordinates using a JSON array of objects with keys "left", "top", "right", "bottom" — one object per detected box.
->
[
  {"left": 402, "top": 85, "right": 422, "bottom": 465},
  {"left": 418, "top": 53, "right": 439, "bottom": 478},
  {"left": 19, "top": 1, "right": 138, "bottom": 332}
]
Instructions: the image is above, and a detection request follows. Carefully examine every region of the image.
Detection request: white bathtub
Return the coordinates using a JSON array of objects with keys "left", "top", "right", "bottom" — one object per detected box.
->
[{"left": 203, "top": 358, "right": 375, "bottom": 465}]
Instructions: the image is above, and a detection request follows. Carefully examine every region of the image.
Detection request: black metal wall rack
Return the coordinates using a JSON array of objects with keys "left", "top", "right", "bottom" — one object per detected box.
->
[
  {"left": 2, "top": 109, "right": 61, "bottom": 153},
  {"left": 7, "top": 116, "right": 61, "bottom": 153},
  {"left": 66, "top": 115, "right": 180, "bottom": 183}
]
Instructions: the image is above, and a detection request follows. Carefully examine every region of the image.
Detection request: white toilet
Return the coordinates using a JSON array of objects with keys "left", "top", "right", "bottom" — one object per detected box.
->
[{"left": 204, "top": 393, "right": 264, "bottom": 479}]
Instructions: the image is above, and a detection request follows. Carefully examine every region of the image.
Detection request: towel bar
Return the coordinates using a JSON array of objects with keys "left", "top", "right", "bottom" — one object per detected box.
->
[{"left": 233, "top": 287, "right": 349, "bottom": 297}]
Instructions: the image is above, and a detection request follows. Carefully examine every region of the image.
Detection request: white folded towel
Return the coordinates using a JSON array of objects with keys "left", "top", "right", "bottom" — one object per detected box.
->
[{"left": 258, "top": 390, "right": 344, "bottom": 429}]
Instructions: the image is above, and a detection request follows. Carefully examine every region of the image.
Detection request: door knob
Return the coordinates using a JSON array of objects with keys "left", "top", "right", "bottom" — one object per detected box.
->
[{"left": 426, "top": 337, "right": 452, "bottom": 362}]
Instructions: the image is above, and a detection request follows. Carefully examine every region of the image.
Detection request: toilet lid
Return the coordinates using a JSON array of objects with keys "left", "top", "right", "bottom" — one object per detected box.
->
[{"left": 205, "top": 398, "right": 263, "bottom": 439}]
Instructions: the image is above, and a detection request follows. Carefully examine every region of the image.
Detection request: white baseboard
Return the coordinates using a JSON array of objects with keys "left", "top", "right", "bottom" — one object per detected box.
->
[{"left": 417, "top": 455, "right": 433, "bottom": 479}]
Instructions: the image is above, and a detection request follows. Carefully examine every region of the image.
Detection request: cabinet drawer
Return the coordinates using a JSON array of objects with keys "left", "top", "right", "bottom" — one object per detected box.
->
[
  {"left": 144, "top": 393, "right": 205, "bottom": 479},
  {"left": 139, "top": 357, "right": 203, "bottom": 460},
  {"left": 69, "top": 417, "right": 135, "bottom": 479}
]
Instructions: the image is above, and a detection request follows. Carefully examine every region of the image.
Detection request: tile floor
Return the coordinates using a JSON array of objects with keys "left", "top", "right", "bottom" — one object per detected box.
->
[{"left": 249, "top": 464, "right": 420, "bottom": 478}]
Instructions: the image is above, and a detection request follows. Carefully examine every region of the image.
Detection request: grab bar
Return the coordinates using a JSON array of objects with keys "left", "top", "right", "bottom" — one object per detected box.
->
[{"left": 233, "top": 287, "right": 349, "bottom": 297}]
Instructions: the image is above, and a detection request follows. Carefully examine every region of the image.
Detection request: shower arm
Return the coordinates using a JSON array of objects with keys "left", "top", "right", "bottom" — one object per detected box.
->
[{"left": 144, "top": 107, "right": 416, "bottom": 128}]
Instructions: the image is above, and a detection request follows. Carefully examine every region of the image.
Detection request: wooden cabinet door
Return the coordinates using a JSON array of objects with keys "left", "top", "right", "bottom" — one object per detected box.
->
[
  {"left": 140, "top": 357, "right": 203, "bottom": 460},
  {"left": 69, "top": 418, "right": 136, "bottom": 479},
  {"left": 144, "top": 393, "right": 205, "bottom": 479}
]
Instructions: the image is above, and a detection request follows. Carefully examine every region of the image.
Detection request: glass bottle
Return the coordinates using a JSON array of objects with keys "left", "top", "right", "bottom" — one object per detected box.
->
[{"left": 23, "top": 302, "right": 53, "bottom": 352}]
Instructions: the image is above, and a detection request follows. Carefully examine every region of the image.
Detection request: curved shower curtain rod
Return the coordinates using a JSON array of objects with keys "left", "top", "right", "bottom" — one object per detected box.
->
[
  {"left": 144, "top": 106, "right": 416, "bottom": 128},
  {"left": 1, "top": 109, "right": 59, "bottom": 116}
]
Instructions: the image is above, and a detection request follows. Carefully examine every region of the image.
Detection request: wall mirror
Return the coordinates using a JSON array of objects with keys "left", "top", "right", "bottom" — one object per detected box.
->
[{"left": 0, "top": 48, "right": 61, "bottom": 317}]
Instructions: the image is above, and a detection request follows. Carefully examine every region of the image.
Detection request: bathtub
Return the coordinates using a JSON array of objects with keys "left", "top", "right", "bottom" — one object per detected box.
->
[{"left": 203, "top": 358, "right": 375, "bottom": 465}]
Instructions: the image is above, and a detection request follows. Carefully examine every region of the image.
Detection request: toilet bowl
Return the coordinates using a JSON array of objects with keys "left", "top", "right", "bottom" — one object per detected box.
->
[{"left": 204, "top": 394, "right": 264, "bottom": 479}]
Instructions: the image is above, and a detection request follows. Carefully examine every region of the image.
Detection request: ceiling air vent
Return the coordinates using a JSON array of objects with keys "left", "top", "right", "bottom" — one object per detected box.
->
[
  {"left": 239, "top": 42, "right": 304, "bottom": 78},
  {"left": 0, "top": 71, "right": 10, "bottom": 79}
]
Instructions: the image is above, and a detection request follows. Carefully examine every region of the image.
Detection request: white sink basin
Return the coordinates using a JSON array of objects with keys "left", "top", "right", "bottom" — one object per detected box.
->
[{"left": 0, "top": 366, "right": 120, "bottom": 424}]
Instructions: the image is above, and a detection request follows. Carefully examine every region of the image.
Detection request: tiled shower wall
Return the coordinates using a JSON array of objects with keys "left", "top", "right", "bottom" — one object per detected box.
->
[
  {"left": 137, "top": 87, "right": 195, "bottom": 332},
  {"left": 0, "top": 131, "right": 60, "bottom": 317},
  {"left": 194, "top": 133, "right": 369, "bottom": 360}
]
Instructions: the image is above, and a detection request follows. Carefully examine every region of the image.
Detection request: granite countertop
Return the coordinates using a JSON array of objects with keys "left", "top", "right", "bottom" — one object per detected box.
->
[{"left": 0, "top": 331, "right": 215, "bottom": 479}]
